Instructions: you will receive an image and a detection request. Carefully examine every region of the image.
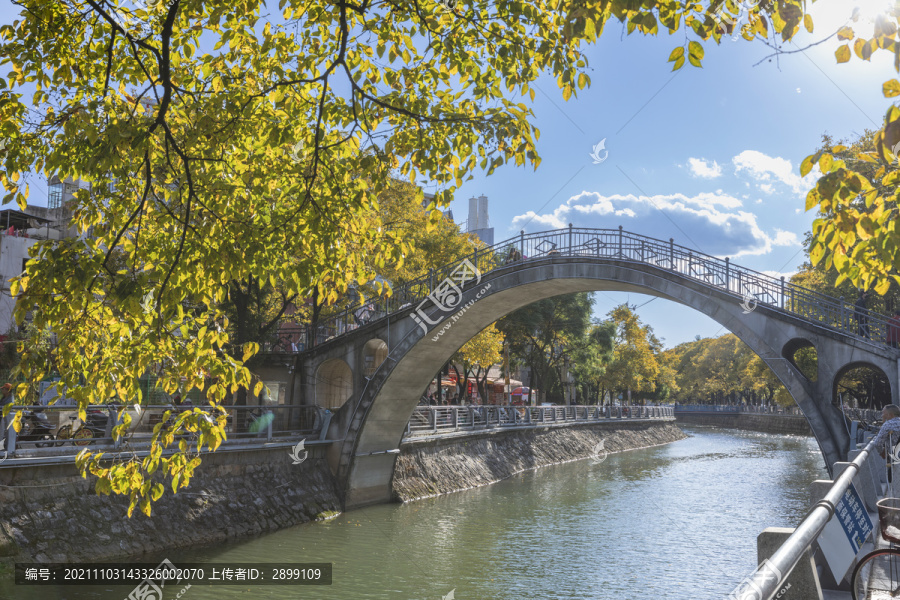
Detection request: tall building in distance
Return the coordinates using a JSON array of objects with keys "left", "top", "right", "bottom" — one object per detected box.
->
[{"left": 465, "top": 195, "right": 494, "bottom": 246}]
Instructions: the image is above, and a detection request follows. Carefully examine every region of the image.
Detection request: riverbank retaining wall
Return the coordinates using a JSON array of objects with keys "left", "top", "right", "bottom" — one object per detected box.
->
[
  {"left": 675, "top": 412, "right": 813, "bottom": 436},
  {"left": 392, "top": 420, "right": 687, "bottom": 502},
  {"left": 0, "top": 444, "right": 341, "bottom": 565}
]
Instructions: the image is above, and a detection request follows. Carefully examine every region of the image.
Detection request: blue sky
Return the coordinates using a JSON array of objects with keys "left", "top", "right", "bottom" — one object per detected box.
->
[
  {"left": 441, "top": 0, "right": 895, "bottom": 347},
  {"left": 0, "top": 0, "right": 894, "bottom": 348}
]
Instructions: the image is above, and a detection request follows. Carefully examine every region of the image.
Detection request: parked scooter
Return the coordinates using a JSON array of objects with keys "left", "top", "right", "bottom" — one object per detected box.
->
[{"left": 18, "top": 408, "right": 56, "bottom": 447}]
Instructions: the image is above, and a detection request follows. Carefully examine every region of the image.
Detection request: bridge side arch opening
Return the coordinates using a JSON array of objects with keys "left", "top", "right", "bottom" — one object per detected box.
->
[
  {"left": 781, "top": 338, "right": 818, "bottom": 382},
  {"left": 363, "top": 339, "right": 388, "bottom": 377},
  {"left": 833, "top": 362, "right": 892, "bottom": 410},
  {"left": 315, "top": 358, "right": 353, "bottom": 409}
]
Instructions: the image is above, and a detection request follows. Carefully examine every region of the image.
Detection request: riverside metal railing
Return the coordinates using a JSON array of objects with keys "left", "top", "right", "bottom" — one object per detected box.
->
[
  {"left": 675, "top": 404, "right": 882, "bottom": 421},
  {"left": 272, "top": 226, "right": 895, "bottom": 351},
  {"left": 841, "top": 407, "right": 883, "bottom": 424},
  {"left": 1, "top": 404, "right": 328, "bottom": 456},
  {"left": 403, "top": 404, "right": 674, "bottom": 437},
  {"left": 731, "top": 434, "right": 879, "bottom": 600},
  {"left": 673, "top": 404, "right": 804, "bottom": 416}
]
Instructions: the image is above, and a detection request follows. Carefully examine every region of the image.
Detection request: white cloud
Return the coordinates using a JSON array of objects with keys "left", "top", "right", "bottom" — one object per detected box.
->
[
  {"left": 732, "top": 150, "right": 820, "bottom": 196},
  {"left": 511, "top": 190, "right": 798, "bottom": 259},
  {"left": 688, "top": 158, "right": 723, "bottom": 179},
  {"left": 759, "top": 183, "right": 775, "bottom": 194},
  {"left": 772, "top": 229, "right": 799, "bottom": 246}
]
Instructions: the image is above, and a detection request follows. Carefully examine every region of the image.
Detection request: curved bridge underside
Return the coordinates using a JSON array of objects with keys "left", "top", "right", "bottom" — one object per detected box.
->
[{"left": 298, "top": 253, "right": 899, "bottom": 510}]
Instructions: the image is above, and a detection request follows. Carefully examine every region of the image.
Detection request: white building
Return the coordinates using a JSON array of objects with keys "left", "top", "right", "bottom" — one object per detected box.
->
[
  {"left": 0, "top": 210, "right": 50, "bottom": 334},
  {"left": 0, "top": 177, "right": 85, "bottom": 334},
  {"left": 465, "top": 195, "right": 494, "bottom": 246}
]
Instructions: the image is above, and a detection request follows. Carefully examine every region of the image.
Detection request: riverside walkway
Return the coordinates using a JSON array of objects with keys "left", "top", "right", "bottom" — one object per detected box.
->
[{"left": 404, "top": 404, "right": 673, "bottom": 439}]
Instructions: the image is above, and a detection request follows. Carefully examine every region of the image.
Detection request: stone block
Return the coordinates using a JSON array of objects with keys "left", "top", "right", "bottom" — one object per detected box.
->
[{"left": 757, "top": 527, "right": 823, "bottom": 600}]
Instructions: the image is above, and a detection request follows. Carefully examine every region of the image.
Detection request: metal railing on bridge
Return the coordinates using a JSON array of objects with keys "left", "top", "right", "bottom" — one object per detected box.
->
[
  {"left": 404, "top": 404, "right": 674, "bottom": 437},
  {"left": 268, "top": 226, "right": 896, "bottom": 352},
  {"left": 0, "top": 404, "right": 329, "bottom": 457}
]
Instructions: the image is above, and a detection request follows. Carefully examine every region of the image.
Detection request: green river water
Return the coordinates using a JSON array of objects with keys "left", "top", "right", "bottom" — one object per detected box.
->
[{"left": 1, "top": 425, "right": 828, "bottom": 600}]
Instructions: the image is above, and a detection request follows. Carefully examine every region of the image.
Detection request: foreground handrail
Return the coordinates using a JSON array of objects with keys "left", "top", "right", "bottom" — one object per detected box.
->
[{"left": 733, "top": 435, "right": 877, "bottom": 600}]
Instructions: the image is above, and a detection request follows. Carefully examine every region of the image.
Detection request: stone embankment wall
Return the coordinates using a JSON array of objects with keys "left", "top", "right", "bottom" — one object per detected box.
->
[
  {"left": 0, "top": 445, "right": 341, "bottom": 564},
  {"left": 675, "top": 412, "right": 813, "bottom": 436},
  {"left": 392, "top": 420, "right": 687, "bottom": 502}
]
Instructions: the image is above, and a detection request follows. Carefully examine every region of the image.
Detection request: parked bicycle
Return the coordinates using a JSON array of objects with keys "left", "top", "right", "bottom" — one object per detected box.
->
[{"left": 56, "top": 407, "right": 109, "bottom": 446}]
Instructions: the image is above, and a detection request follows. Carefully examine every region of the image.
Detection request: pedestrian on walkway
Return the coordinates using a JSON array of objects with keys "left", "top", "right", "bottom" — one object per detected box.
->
[{"left": 855, "top": 290, "right": 870, "bottom": 338}]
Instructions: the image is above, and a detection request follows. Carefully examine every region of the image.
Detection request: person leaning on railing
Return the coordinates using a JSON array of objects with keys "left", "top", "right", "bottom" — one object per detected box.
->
[{"left": 873, "top": 404, "right": 900, "bottom": 459}]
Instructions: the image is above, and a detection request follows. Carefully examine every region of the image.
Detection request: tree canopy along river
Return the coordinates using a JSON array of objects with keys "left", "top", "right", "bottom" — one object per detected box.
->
[{"left": 0, "top": 426, "right": 826, "bottom": 599}]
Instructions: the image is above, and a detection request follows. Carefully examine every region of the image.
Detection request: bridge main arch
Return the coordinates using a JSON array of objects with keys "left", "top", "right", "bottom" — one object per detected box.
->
[{"left": 326, "top": 257, "right": 899, "bottom": 509}]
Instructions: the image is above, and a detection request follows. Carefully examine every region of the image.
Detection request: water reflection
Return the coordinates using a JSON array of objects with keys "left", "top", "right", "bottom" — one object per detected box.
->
[{"left": 0, "top": 425, "right": 827, "bottom": 600}]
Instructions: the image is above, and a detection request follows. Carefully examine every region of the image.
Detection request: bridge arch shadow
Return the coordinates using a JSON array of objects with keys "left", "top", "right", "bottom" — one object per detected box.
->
[
  {"left": 832, "top": 361, "right": 893, "bottom": 411},
  {"left": 781, "top": 338, "right": 818, "bottom": 382},
  {"left": 315, "top": 358, "right": 353, "bottom": 410},
  {"left": 362, "top": 339, "right": 388, "bottom": 378}
]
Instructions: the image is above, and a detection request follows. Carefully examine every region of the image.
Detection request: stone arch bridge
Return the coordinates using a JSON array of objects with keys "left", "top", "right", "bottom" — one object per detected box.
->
[{"left": 268, "top": 226, "right": 899, "bottom": 509}]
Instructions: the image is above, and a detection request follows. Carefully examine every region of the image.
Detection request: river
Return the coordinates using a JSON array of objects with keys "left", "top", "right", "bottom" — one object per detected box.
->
[{"left": 2, "top": 425, "right": 827, "bottom": 599}]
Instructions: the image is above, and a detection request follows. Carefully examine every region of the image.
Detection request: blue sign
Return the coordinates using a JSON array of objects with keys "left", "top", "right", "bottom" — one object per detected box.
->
[
  {"left": 836, "top": 483, "right": 873, "bottom": 552},
  {"left": 819, "top": 482, "right": 874, "bottom": 581}
]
